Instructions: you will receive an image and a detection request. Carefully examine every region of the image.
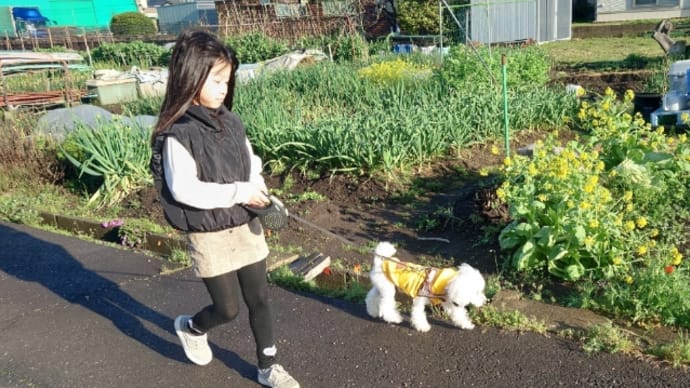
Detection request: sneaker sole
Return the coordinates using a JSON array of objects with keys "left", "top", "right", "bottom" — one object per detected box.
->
[{"left": 174, "top": 315, "right": 213, "bottom": 366}]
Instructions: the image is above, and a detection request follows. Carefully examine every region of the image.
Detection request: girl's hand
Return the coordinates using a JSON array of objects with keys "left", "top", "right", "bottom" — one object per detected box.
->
[{"left": 245, "top": 190, "right": 271, "bottom": 208}]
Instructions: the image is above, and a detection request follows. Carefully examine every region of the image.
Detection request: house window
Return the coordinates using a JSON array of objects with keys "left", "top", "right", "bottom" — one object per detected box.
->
[{"left": 634, "top": 0, "right": 679, "bottom": 6}]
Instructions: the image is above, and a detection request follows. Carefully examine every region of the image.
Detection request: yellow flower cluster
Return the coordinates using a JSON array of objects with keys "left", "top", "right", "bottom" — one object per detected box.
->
[
  {"left": 357, "top": 59, "right": 428, "bottom": 85},
  {"left": 671, "top": 247, "right": 683, "bottom": 266}
]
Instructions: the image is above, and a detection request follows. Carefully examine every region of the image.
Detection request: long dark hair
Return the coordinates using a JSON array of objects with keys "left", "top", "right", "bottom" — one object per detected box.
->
[{"left": 152, "top": 29, "right": 239, "bottom": 144}]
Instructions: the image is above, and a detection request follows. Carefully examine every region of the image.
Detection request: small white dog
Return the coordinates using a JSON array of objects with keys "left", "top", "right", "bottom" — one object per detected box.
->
[{"left": 365, "top": 241, "right": 487, "bottom": 332}]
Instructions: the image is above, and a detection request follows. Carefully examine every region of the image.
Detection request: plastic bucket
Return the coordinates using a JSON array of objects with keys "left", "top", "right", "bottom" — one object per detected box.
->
[{"left": 634, "top": 93, "right": 662, "bottom": 122}]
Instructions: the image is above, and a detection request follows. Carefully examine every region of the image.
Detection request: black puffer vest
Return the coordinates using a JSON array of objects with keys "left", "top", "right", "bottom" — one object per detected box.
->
[{"left": 150, "top": 105, "right": 254, "bottom": 232}]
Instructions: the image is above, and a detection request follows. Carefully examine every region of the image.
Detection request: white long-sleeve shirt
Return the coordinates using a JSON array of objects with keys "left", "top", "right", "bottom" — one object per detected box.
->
[{"left": 163, "top": 136, "right": 267, "bottom": 209}]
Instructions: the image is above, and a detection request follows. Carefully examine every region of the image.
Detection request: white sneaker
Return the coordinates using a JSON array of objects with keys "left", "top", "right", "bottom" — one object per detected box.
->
[
  {"left": 257, "top": 364, "right": 300, "bottom": 388},
  {"left": 174, "top": 315, "right": 212, "bottom": 366}
]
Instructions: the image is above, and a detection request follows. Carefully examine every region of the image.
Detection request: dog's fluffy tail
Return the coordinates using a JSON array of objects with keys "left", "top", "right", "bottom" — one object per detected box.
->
[{"left": 375, "top": 241, "right": 397, "bottom": 258}]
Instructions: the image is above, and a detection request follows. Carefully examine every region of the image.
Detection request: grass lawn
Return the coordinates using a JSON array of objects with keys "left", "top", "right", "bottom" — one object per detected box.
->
[{"left": 542, "top": 36, "right": 666, "bottom": 68}]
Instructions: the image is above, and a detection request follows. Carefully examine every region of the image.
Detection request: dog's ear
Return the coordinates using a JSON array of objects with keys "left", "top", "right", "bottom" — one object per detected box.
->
[{"left": 375, "top": 241, "right": 397, "bottom": 258}]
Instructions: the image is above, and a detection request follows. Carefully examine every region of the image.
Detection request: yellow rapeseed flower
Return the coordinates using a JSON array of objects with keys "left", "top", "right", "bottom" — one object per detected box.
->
[
  {"left": 490, "top": 145, "right": 500, "bottom": 155},
  {"left": 672, "top": 251, "right": 683, "bottom": 266},
  {"left": 599, "top": 188, "right": 612, "bottom": 203},
  {"left": 624, "top": 89, "right": 635, "bottom": 101},
  {"left": 605, "top": 87, "right": 614, "bottom": 97},
  {"left": 584, "top": 236, "right": 595, "bottom": 248},
  {"left": 650, "top": 228, "right": 659, "bottom": 238},
  {"left": 623, "top": 191, "right": 633, "bottom": 202},
  {"left": 624, "top": 220, "right": 636, "bottom": 231},
  {"left": 624, "top": 275, "right": 634, "bottom": 284},
  {"left": 588, "top": 219, "right": 599, "bottom": 228},
  {"left": 496, "top": 187, "right": 507, "bottom": 201},
  {"left": 682, "top": 113, "right": 690, "bottom": 124},
  {"left": 613, "top": 257, "right": 622, "bottom": 265},
  {"left": 637, "top": 245, "right": 648, "bottom": 255},
  {"left": 636, "top": 217, "right": 648, "bottom": 228}
]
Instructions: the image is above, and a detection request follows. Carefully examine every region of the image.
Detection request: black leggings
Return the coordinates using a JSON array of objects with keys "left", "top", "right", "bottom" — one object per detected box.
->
[{"left": 191, "top": 259, "right": 275, "bottom": 368}]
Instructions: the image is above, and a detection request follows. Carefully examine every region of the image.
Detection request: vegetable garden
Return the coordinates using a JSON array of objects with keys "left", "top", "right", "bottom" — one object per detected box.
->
[{"left": 3, "top": 32, "right": 690, "bottom": 356}]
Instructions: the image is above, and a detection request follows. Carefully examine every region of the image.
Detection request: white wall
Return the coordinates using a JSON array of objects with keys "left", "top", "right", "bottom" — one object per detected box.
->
[{"left": 596, "top": 0, "right": 690, "bottom": 22}]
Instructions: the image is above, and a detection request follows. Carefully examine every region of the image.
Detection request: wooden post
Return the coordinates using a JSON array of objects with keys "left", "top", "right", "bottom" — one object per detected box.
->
[
  {"left": 82, "top": 28, "right": 93, "bottom": 67},
  {"left": 62, "top": 60, "right": 72, "bottom": 107},
  {"left": 1, "top": 62, "right": 7, "bottom": 109}
]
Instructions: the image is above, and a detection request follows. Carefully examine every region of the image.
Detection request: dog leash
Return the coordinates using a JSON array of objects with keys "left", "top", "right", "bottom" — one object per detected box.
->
[
  {"left": 288, "top": 213, "right": 357, "bottom": 246},
  {"left": 245, "top": 194, "right": 356, "bottom": 246}
]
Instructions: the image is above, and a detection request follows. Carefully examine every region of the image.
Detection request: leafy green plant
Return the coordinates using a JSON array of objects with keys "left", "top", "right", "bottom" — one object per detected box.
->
[
  {"left": 582, "top": 322, "right": 639, "bottom": 354},
  {"left": 268, "top": 265, "right": 368, "bottom": 303},
  {"left": 498, "top": 88, "right": 690, "bottom": 327},
  {"left": 648, "top": 331, "right": 690, "bottom": 368},
  {"left": 91, "top": 41, "right": 168, "bottom": 68},
  {"left": 122, "top": 95, "right": 163, "bottom": 116},
  {"left": 437, "top": 44, "right": 552, "bottom": 91},
  {"left": 471, "top": 305, "right": 548, "bottom": 334},
  {"left": 60, "top": 120, "right": 153, "bottom": 208},
  {"left": 0, "top": 196, "right": 41, "bottom": 225},
  {"left": 117, "top": 217, "right": 167, "bottom": 249},
  {"left": 224, "top": 33, "right": 289, "bottom": 64}
]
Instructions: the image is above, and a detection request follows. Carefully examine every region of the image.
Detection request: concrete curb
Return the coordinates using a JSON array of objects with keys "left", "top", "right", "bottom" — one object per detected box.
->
[{"left": 36, "top": 211, "right": 299, "bottom": 272}]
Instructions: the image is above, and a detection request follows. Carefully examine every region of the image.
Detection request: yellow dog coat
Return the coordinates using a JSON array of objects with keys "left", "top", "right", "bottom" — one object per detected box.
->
[{"left": 381, "top": 259, "right": 457, "bottom": 305}]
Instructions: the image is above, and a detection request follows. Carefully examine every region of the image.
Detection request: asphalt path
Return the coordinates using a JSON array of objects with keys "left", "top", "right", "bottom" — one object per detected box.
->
[{"left": 1, "top": 221, "right": 688, "bottom": 387}]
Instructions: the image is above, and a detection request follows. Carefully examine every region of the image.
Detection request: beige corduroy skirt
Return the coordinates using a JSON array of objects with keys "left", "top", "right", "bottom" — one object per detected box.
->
[{"left": 185, "top": 218, "right": 269, "bottom": 278}]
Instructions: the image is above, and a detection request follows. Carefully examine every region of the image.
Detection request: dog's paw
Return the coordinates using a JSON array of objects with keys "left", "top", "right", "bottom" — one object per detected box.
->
[
  {"left": 412, "top": 321, "right": 431, "bottom": 332},
  {"left": 381, "top": 311, "right": 403, "bottom": 324},
  {"left": 458, "top": 321, "right": 475, "bottom": 330}
]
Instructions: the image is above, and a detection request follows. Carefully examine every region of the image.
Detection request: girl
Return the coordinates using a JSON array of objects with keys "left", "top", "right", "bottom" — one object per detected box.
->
[{"left": 150, "top": 30, "right": 299, "bottom": 388}]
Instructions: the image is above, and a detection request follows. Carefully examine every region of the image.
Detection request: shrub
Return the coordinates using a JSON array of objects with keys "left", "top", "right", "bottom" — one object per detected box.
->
[
  {"left": 110, "top": 12, "right": 157, "bottom": 37},
  {"left": 397, "top": 0, "right": 439, "bottom": 35}
]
